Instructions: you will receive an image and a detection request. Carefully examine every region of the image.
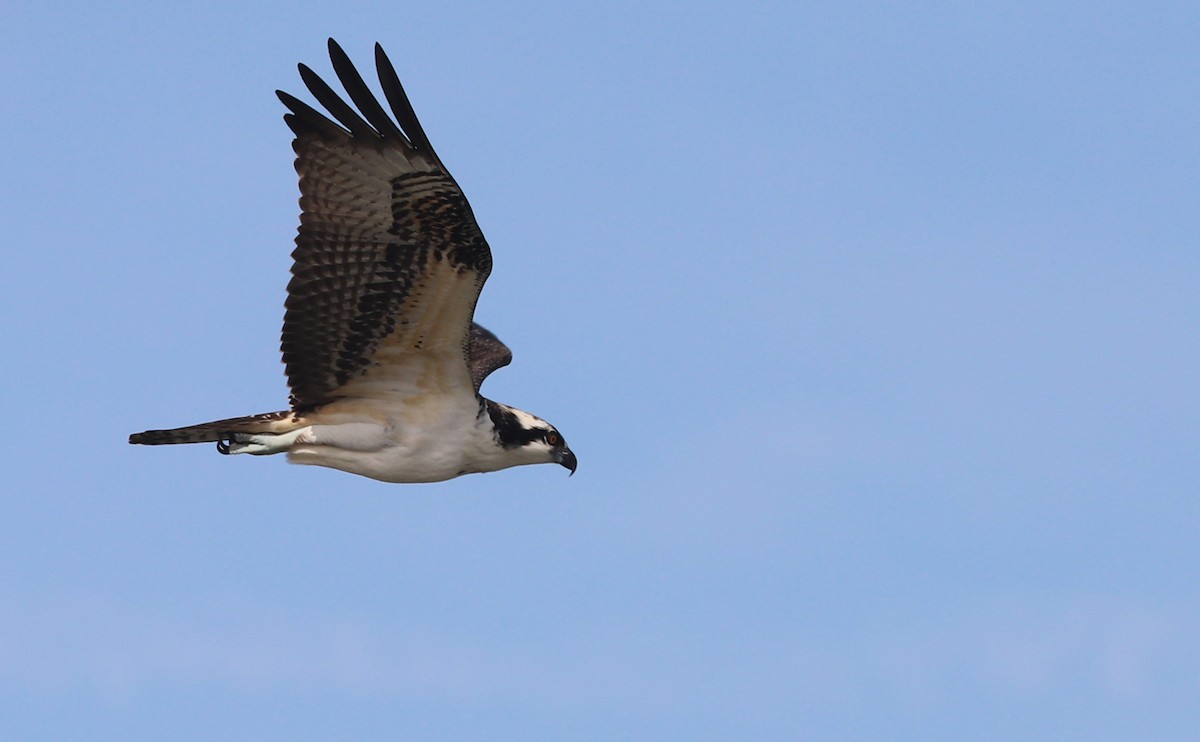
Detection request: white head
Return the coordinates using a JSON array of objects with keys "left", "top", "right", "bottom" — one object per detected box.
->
[{"left": 484, "top": 401, "right": 576, "bottom": 475}]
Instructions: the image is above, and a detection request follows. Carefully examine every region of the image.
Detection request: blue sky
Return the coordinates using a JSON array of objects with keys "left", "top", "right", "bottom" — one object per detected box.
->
[{"left": 3, "top": 1, "right": 1199, "bottom": 739}]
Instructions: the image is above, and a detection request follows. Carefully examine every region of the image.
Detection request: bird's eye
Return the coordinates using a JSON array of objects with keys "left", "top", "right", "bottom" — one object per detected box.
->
[{"left": 545, "top": 431, "right": 561, "bottom": 446}]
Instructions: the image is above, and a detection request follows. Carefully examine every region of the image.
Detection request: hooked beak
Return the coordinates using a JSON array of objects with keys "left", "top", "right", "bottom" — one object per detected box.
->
[{"left": 558, "top": 448, "right": 578, "bottom": 476}]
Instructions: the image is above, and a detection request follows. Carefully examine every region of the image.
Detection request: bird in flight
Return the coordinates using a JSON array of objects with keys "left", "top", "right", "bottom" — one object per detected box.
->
[{"left": 130, "top": 39, "right": 576, "bottom": 483}]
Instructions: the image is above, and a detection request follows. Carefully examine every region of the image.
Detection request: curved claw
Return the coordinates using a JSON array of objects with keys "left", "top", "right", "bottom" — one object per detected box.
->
[{"left": 216, "top": 436, "right": 233, "bottom": 455}]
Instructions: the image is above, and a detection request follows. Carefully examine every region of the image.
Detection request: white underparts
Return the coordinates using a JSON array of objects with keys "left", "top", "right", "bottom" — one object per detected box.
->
[{"left": 218, "top": 396, "right": 557, "bottom": 483}]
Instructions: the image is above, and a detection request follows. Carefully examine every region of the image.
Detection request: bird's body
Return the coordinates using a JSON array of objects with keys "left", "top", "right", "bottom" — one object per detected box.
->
[
  {"left": 129, "top": 40, "right": 575, "bottom": 482},
  {"left": 275, "top": 398, "right": 508, "bottom": 484}
]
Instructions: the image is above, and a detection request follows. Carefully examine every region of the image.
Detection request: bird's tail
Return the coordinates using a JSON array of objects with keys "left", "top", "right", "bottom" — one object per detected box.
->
[{"left": 129, "top": 410, "right": 304, "bottom": 446}]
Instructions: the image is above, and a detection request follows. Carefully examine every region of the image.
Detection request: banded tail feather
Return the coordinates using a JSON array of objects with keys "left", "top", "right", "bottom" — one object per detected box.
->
[{"left": 129, "top": 411, "right": 303, "bottom": 446}]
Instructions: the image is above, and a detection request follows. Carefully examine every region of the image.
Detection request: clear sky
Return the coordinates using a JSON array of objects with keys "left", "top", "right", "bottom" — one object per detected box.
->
[{"left": 3, "top": 1, "right": 1199, "bottom": 739}]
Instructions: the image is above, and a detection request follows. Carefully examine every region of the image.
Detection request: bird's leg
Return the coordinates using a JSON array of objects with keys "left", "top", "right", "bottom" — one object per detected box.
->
[{"left": 218, "top": 427, "right": 311, "bottom": 456}]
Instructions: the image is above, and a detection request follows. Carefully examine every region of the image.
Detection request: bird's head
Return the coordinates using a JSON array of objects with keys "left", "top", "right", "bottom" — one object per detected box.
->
[{"left": 485, "top": 401, "right": 577, "bottom": 475}]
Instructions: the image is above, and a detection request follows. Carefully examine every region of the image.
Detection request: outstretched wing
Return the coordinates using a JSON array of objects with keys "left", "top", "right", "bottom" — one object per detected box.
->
[
  {"left": 277, "top": 39, "right": 492, "bottom": 410},
  {"left": 467, "top": 323, "right": 513, "bottom": 392}
]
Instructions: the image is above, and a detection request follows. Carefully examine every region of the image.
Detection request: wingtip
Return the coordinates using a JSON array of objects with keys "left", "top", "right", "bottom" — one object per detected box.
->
[
  {"left": 374, "top": 42, "right": 395, "bottom": 70},
  {"left": 327, "top": 37, "right": 347, "bottom": 59}
]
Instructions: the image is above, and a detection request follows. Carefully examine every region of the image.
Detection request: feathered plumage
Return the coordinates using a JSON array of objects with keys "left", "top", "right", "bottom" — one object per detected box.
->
[{"left": 130, "top": 39, "right": 575, "bottom": 483}]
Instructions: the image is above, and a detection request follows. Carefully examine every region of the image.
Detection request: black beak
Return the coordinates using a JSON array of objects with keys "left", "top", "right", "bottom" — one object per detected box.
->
[{"left": 559, "top": 448, "right": 578, "bottom": 476}]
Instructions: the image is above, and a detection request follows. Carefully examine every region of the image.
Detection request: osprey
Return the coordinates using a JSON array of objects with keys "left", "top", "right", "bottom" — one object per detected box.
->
[{"left": 129, "top": 39, "right": 576, "bottom": 483}]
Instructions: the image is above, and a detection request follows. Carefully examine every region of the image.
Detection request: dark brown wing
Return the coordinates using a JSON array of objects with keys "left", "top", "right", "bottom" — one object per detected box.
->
[
  {"left": 468, "top": 322, "right": 513, "bottom": 392},
  {"left": 276, "top": 39, "right": 492, "bottom": 409}
]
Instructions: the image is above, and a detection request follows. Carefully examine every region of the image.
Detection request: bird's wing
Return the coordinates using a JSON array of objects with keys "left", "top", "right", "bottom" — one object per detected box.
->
[
  {"left": 277, "top": 39, "right": 492, "bottom": 409},
  {"left": 467, "top": 322, "right": 513, "bottom": 392}
]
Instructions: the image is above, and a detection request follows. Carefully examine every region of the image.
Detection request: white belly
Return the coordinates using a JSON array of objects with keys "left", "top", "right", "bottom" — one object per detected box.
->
[{"left": 285, "top": 390, "right": 491, "bottom": 483}]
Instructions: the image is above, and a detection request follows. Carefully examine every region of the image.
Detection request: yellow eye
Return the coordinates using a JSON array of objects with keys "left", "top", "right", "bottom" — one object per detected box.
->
[{"left": 546, "top": 432, "right": 561, "bottom": 446}]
